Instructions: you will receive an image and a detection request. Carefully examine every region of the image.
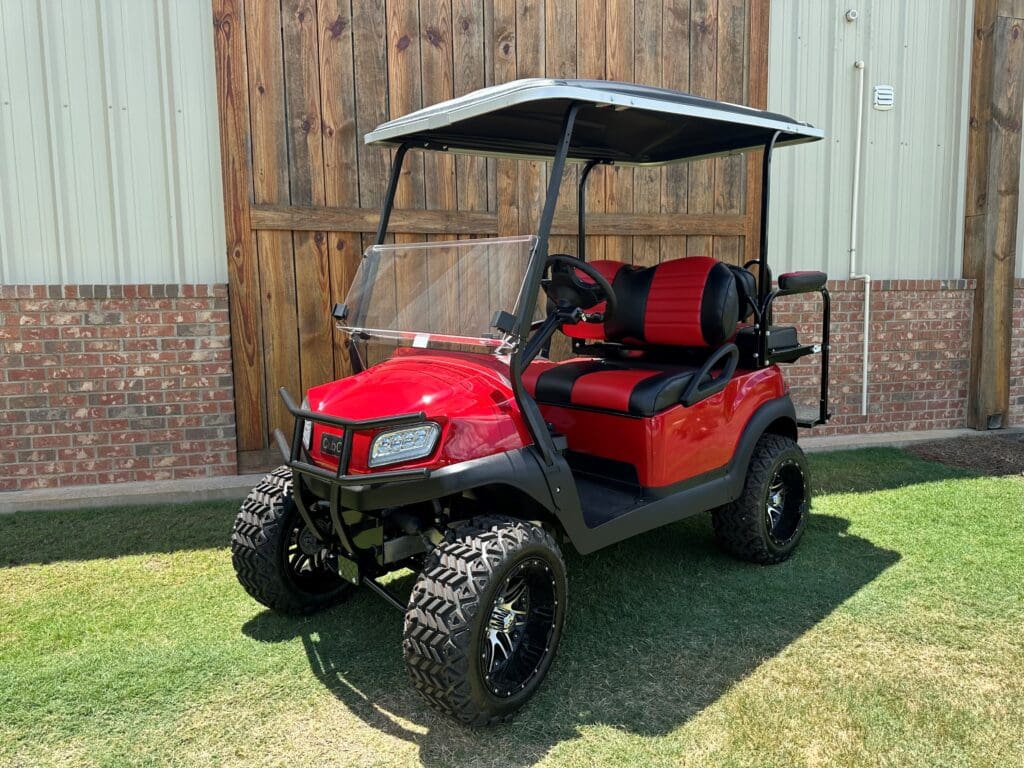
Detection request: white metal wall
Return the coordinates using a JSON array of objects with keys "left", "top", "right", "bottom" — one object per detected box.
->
[
  {"left": 767, "top": 0, "right": 973, "bottom": 280},
  {"left": 0, "top": 0, "right": 226, "bottom": 285},
  {"left": 1019, "top": 99, "right": 1024, "bottom": 279}
]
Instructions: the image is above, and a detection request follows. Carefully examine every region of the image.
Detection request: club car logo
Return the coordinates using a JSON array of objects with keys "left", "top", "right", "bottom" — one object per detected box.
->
[{"left": 320, "top": 432, "right": 344, "bottom": 456}]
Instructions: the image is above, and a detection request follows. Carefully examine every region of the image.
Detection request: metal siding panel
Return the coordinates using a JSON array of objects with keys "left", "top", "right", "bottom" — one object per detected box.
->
[
  {"left": 768, "top": 0, "right": 971, "bottom": 280},
  {"left": 0, "top": 0, "right": 226, "bottom": 285},
  {"left": 1019, "top": 95, "right": 1024, "bottom": 279},
  {"left": 0, "top": 1, "right": 60, "bottom": 283}
]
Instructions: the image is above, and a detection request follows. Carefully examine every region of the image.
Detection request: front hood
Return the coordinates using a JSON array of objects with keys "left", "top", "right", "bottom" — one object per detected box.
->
[
  {"left": 306, "top": 351, "right": 511, "bottom": 421},
  {"left": 304, "top": 350, "right": 531, "bottom": 472}
]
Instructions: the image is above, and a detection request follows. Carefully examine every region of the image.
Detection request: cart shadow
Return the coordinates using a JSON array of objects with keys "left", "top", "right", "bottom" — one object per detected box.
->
[
  {"left": 0, "top": 449, "right": 972, "bottom": 569},
  {"left": 242, "top": 512, "right": 898, "bottom": 767}
]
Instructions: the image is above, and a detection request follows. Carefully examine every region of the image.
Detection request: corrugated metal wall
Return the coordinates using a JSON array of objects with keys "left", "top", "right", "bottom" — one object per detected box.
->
[
  {"left": 0, "top": 0, "right": 226, "bottom": 285},
  {"left": 767, "top": 0, "right": 973, "bottom": 280},
  {"left": 1019, "top": 106, "right": 1024, "bottom": 279}
]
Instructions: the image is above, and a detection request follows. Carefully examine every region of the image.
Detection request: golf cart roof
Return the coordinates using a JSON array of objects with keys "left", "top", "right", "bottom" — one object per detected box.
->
[{"left": 365, "top": 78, "right": 823, "bottom": 165}]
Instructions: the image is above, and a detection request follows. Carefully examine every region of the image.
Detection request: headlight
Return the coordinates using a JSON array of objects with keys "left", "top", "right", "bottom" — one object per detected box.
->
[
  {"left": 369, "top": 423, "right": 440, "bottom": 468},
  {"left": 300, "top": 398, "right": 312, "bottom": 450}
]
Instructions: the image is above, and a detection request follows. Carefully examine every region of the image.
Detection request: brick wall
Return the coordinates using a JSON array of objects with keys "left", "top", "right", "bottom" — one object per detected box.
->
[
  {"left": 0, "top": 285, "right": 236, "bottom": 491},
  {"left": 773, "top": 279, "right": 976, "bottom": 436},
  {"left": 1011, "top": 281, "right": 1024, "bottom": 427}
]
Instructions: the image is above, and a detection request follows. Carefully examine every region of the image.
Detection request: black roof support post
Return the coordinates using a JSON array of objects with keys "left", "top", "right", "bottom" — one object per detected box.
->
[
  {"left": 375, "top": 143, "right": 410, "bottom": 245},
  {"left": 757, "top": 131, "right": 781, "bottom": 367},
  {"left": 511, "top": 103, "right": 582, "bottom": 466},
  {"left": 577, "top": 159, "right": 604, "bottom": 262},
  {"left": 348, "top": 143, "right": 410, "bottom": 372}
]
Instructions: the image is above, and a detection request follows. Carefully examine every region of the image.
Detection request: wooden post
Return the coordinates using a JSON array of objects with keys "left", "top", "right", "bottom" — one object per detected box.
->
[
  {"left": 744, "top": 0, "right": 770, "bottom": 268},
  {"left": 212, "top": 0, "right": 267, "bottom": 453},
  {"left": 964, "top": 0, "right": 1024, "bottom": 429}
]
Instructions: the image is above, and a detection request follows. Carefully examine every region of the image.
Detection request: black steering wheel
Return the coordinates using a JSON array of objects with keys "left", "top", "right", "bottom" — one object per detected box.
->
[{"left": 541, "top": 254, "right": 618, "bottom": 323}]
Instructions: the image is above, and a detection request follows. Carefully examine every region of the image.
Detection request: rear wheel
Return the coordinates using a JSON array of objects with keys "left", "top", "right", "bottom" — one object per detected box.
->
[
  {"left": 712, "top": 434, "right": 810, "bottom": 564},
  {"left": 231, "top": 466, "right": 352, "bottom": 614},
  {"left": 403, "top": 516, "right": 567, "bottom": 726}
]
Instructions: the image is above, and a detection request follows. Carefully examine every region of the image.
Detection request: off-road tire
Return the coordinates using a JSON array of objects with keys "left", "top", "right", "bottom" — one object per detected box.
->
[
  {"left": 712, "top": 434, "right": 810, "bottom": 564},
  {"left": 231, "top": 466, "right": 352, "bottom": 614},
  {"left": 403, "top": 516, "right": 567, "bottom": 726}
]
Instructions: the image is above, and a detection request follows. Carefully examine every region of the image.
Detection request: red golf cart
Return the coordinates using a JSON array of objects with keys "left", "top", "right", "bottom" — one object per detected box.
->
[{"left": 231, "top": 79, "right": 830, "bottom": 725}]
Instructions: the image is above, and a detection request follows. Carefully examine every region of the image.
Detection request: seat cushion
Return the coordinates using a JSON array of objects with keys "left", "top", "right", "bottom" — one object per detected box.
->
[{"left": 523, "top": 359, "right": 698, "bottom": 417}]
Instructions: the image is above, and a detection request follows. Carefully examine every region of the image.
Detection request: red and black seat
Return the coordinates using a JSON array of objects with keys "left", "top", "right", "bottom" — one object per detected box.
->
[{"left": 524, "top": 257, "right": 741, "bottom": 417}]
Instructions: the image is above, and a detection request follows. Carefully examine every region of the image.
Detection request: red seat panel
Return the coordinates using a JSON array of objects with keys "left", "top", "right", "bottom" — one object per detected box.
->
[{"left": 570, "top": 368, "right": 663, "bottom": 413}]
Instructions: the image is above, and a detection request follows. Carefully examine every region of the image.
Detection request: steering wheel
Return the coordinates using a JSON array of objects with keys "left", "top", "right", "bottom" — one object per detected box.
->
[{"left": 541, "top": 254, "right": 618, "bottom": 323}]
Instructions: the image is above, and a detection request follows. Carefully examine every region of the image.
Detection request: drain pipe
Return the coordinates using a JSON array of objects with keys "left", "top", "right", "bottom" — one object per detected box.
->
[{"left": 849, "top": 60, "right": 871, "bottom": 417}]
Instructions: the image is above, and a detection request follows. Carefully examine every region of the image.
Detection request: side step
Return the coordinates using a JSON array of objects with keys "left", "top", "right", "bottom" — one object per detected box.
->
[{"left": 796, "top": 406, "right": 832, "bottom": 429}]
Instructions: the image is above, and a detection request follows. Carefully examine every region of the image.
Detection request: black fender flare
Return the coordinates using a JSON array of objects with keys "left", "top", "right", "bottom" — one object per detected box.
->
[{"left": 723, "top": 395, "right": 798, "bottom": 502}]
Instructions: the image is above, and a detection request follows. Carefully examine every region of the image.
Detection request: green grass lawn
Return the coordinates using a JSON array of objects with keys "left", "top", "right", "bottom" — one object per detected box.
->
[{"left": 1, "top": 448, "right": 1022, "bottom": 768}]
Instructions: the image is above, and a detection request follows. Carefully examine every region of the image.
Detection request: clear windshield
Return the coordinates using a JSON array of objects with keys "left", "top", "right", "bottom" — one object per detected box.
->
[{"left": 338, "top": 236, "right": 541, "bottom": 358}]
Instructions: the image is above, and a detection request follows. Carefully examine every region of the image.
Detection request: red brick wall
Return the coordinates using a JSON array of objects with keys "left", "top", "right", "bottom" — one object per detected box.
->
[
  {"left": 773, "top": 279, "right": 976, "bottom": 436},
  {"left": 1011, "top": 281, "right": 1024, "bottom": 427},
  {"left": 0, "top": 285, "right": 236, "bottom": 491}
]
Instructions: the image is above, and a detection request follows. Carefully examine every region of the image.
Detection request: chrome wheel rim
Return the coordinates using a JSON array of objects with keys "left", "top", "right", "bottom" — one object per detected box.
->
[
  {"left": 481, "top": 557, "right": 558, "bottom": 698},
  {"left": 765, "top": 460, "right": 806, "bottom": 546}
]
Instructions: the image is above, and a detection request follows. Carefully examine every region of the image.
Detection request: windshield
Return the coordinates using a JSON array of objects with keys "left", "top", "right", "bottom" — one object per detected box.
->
[{"left": 338, "top": 236, "right": 541, "bottom": 358}]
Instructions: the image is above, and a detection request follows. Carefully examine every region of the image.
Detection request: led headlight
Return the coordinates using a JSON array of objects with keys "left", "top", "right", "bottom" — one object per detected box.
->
[
  {"left": 300, "top": 398, "right": 312, "bottom": 450},
  {"left": 369, "top": 422, "right": 440, "bottom": 468}
]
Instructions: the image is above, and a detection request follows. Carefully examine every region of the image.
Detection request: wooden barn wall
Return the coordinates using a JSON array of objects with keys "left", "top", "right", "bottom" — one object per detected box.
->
[{"left": 212, "top": 0, "right": 770, "bottom": 463}]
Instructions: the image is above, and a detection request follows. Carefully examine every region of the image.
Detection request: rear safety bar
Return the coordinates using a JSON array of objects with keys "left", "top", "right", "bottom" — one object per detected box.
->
[{"left": 761, "top": 281, "right": 831, "bottom": 428}]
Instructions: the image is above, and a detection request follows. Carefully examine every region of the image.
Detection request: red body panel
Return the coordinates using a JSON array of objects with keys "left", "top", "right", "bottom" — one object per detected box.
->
[
  {"left": 535, "top": 365, "right": 787, "bottom": 488},
  {"left": 305, "top": 349, "right": 530, "bottom": 474},
  {"left": 304, "top": 346, "right": 787, "bottom": 489}
]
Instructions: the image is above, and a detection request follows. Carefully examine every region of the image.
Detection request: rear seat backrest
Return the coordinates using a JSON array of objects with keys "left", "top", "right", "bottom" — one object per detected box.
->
[{"left": 562, "top": 256, "right": 741, "bottom": 348}]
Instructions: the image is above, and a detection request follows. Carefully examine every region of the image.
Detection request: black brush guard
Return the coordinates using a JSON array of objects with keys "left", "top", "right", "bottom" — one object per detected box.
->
[{"left": 272, "top": 387, "right": 432, "bottom": 599}]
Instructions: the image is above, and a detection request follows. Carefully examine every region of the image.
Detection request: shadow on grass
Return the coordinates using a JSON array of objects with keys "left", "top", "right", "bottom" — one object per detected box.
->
[
  {"left": 0, "top": 501, "right": 238, "bottom": 567},
  {"left": 808, "top": 447, "right": 981, "bottom": 495},
  {"left": 243, "top": 512, "right": 899, "bottom": 767},
  {"left": 0, "top": 449, "right": 966, "bottom": 569}
]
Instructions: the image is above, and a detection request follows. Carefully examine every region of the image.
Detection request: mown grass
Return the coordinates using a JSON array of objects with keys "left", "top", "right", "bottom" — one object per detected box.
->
[{"left": 1, "top": 448, "right": 1022, "bottom": 767}]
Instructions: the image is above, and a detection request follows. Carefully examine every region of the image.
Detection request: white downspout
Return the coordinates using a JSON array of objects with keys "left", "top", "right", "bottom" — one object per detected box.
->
[{"left": 850, "top": 60, "right": 871, "bottom": 417}]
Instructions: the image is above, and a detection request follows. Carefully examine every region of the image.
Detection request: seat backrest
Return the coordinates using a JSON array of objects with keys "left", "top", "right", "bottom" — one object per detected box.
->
[
  {"left": 727, "top": 264, "right": 757, "bottom": 321},
  {"left": 564, "top": 256, "right": 740, "bottom": 348}
]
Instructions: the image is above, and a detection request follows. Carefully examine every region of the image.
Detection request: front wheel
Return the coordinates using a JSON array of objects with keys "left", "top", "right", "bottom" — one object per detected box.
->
[
  {"left": 712, "top": 434, "right": 810, "bottom": 564},
  {"left": 403, "top": 516, "right": 567, "bottom": 726},
  {"left": 231, "top": 466, "right": 352, "bottom": 614}
]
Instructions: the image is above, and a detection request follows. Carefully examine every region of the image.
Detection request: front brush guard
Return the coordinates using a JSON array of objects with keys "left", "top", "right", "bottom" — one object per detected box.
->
[{"left": 273, "top": 387, "right": 433, "bottom": 584}]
